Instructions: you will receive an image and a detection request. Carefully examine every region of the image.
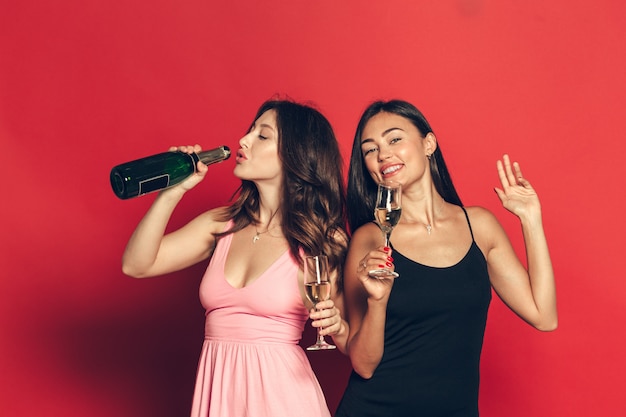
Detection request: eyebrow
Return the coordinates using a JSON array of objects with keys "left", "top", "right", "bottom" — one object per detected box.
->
[
  {"left": 360, "top": 127, "right": 405, "bottom": 145},
  {"left": 251, "top": 122, "right": 277, "bottom": 132}
]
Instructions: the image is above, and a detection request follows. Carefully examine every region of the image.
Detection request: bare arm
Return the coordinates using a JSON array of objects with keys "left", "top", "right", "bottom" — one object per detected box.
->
[
  {"left": 342, "top": 223, "right": 396, "bottom": 378},
  {"left": 483, "top": 155, "right": 557, "bottom": 331},
  {"left": 121, "top": 145, "right": 224, "bottom": 278}
]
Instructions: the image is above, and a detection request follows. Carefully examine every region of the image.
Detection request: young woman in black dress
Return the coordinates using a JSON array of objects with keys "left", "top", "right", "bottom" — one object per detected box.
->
[{"left": 335, "top": 100, "right": 557, "bottom": 417}]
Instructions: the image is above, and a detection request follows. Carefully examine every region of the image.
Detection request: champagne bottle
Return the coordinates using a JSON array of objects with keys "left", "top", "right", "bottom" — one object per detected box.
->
[{"left": 110, "top": 145, "right": 231, "bottom": 199}]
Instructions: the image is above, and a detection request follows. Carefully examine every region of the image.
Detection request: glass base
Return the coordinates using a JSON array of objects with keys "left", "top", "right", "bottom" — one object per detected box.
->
[
  {"left": 368, "top": 268, "right": 399, "bottom": 278},
  {"left": 306, "top": 341, "right": 337, "bottom": 351}
]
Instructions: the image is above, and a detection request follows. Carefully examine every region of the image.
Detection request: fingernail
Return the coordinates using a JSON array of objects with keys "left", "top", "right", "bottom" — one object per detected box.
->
[
  {"left": 388, "top": 257, "right": 393, "bottom": 262},
  {"left": 384, "top": 246, "right": 390, "bottom": 252},
  {"left": 386, "top": 262, "right": 392, "bottom": 267},
  {"left": 379, "top": 264, "right": 385, "bottom": 268}
]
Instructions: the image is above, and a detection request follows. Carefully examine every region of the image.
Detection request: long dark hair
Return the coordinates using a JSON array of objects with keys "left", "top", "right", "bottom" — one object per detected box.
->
[
  {"left": 217, "top": 99, "right": 347, "bottom": 278},
  {"left": 347, "top": 99, "right": 463, "bottom": 234}
]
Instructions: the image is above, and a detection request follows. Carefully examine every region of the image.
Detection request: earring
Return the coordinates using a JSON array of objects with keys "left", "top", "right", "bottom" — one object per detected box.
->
[{"left": 427, "top": 153, "right": 431, "bottom": 160}]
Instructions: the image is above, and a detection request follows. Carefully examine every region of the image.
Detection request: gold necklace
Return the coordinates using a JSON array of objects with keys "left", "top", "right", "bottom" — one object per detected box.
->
[
  {"left": 252, "top": 211, "right": 279, "bottom": 243},
  {"left": 406, "top": 198, "right": 443, "bottom": 236},
  {"left": 253, "top": 227, "right": 271, "bottom": 243}
]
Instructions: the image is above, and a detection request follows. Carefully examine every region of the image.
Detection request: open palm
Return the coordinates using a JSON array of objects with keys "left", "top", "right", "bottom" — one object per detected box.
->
[{"left": 494, "top": 154, "right": 541, "bottom": 218}]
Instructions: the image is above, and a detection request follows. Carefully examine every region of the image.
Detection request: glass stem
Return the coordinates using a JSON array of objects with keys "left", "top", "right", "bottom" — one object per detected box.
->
[{"left": 315, "top": 307, "right": 325, "bottom": 343}]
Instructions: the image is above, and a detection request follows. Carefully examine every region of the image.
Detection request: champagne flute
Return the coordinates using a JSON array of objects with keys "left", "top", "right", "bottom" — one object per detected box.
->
[
  {"left": 304, "top": 255, "right": 336, "bottom": 351},
  {"left": 369, "top": 180, "right": 402, "bottom": 278}
]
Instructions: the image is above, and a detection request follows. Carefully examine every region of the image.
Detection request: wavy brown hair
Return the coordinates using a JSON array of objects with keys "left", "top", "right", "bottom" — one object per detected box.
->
[{"left": 216, "top": 99, "right": 347, "bottom": 284}]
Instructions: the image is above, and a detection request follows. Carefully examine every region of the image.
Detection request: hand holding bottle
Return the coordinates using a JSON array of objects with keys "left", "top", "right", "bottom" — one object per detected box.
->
[
  {"left": 110, "top": 144, "right": 230, "bottom": 199},
  {"left": 167, "top": 145, "right": 209, "bottom": 193}
]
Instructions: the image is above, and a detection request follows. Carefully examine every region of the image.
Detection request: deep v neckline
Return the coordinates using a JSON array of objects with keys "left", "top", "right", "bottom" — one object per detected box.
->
[{"left": 221, "top": 231, "right": 291, "bottom": 290}]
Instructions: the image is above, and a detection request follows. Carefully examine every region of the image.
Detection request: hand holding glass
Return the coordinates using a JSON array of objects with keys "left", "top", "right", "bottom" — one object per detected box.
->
[
  {"left": 370, "top": 181, "right": 402, "bottom": 278},
  {"left": 304, "top": 255, "right": 336, "bottom": 351}
]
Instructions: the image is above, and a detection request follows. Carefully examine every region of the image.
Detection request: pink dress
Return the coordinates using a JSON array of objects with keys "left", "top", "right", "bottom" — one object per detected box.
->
[{"left": 190, "top": 225, "right": 331, "bottom": 417}]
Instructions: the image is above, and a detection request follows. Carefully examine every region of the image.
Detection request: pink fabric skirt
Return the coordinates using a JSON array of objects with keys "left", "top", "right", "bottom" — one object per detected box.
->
[{"left": 190, "top": 337, "right": 331, "bottom": 417}]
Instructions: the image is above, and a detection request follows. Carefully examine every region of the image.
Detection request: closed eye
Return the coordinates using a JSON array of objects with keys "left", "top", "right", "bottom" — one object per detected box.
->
[{"left": 363, "top": 146, "right": 377, "bottom": 156}]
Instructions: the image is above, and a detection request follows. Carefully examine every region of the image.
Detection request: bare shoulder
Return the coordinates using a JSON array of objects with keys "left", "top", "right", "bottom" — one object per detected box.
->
[
  {"left": 350, "top": 222, "right": 383, "bottom": 249},
  {"left": 463, "top": 205, "right": 507, "bottom": 251},
  {"left": 463, "top": 205, "right": 500, "bottom": 227},
  {"left": 188, "top": 206, "right": 231, "bottom": 235}
]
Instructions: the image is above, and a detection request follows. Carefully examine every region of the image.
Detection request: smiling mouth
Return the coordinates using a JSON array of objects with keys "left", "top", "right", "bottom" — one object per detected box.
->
[{"left": 382, "top": 165, "right": 402, "bottom": 175}]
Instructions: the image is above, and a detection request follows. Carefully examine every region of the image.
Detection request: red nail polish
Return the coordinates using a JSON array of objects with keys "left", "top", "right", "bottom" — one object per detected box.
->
[
  {"left": 388, "top": 257, "right": 393, "bottom": 262},
  {"left": 386, "top": 262, "right": 392, "bottom": 267},
  {"left": 379, "top": 264, "right": 385, "bottom": 268},
  {"left": 384, "top": 246, "right": 390, "bottom": 252}
]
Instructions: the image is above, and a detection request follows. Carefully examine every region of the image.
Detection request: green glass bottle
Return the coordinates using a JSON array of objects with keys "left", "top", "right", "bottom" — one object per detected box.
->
[{"left": 110, "top": 145, "right": 231, "bottom": 199}]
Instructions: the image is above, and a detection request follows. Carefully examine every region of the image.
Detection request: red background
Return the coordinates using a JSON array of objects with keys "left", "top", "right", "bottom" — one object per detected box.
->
[{"left": 1, "top": 1, "right": 625, "bottom": 416}]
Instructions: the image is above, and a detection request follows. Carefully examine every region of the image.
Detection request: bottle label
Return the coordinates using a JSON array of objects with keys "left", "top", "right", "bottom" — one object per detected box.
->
[{"left": 139, "top": 174, "right": 170, "bottom": 195}]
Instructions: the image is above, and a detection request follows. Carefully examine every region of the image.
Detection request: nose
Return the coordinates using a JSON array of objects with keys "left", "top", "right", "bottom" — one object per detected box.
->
[
  {"left": 239, "top": 134, "right": 250, "bottom": 149},
  {"left": 378, "top": 144, "right": 392, "bottom": 161}
]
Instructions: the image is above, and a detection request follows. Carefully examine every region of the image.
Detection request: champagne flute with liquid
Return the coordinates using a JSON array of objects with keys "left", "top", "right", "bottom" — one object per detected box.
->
[
  {"left": 304, "top": 255, "right": 336, "bottom": 351},
  {"left": 369, "top": 180, "right": 402, "bottom": 278}
]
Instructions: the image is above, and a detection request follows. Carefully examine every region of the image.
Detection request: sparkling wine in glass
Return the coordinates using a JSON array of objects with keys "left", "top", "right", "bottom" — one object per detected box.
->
[
  {"left": 304, "top": 255, "right": 336, "bottom": 351},
  {"left": 370, "top": 180, "right": 402, "bottom": 278}
]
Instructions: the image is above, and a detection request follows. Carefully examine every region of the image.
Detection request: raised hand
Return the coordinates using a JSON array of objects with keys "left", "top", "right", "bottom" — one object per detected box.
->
[
  {"left": 168, "top": 144, "right": 209, "bottom": 192},
  {"left": 494, "top": 154, "right": 541, "bottom": 219}
]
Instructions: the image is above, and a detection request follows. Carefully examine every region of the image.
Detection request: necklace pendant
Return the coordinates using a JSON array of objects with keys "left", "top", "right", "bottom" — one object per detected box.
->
[
  {"left": 252, "top": 234, "right": 260, "bottom": 243},
  {"left": 426, "top": 224, "right": 432, "bottom": 235}
]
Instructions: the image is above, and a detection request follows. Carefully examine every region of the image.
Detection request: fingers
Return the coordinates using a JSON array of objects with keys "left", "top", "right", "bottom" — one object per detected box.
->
[
  {"left": 196, "top": 160, "right": 209, "bottom": 175},
  {"left": 512, "top": 160, "right": 522, "bottom": 178},
  {"left": 503, "top": 154, "right": 517, "bottom": 186},
  {"left": 358, "top": 258, "right": 369, "bottom": 273},
  {"left": 512, "top": 161, "right": 530, "bottom": 187},
  {"left": 496, "top": 158, "right": 509, "bottom": 189},
  {"left": 169, "top": 144, "right": 202, "bottom": 154},
  {"left": 309, "top": 303, "right": 342, "bottom": 335},
  {"left": 312, "top": 299, "right": 334, "bottom": 311},
  {"left": 498, "top": 154, "right": 529, "bottom": 187},
  {"left": 167, "top": 145, "right": 208, "bottom": 177},
  {"left": 358, "top": 247, "right": 394, "bottom": 274},
  {"left": 503, "top": 154, "right": 514, "bottom": 182}
]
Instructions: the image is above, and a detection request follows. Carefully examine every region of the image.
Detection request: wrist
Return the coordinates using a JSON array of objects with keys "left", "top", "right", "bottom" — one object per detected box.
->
[
  {"left": 366, "top": 296, "right": 389, "bottom": 310},
  {"left": 155, "top": 187, "right": 187, "bottom": 206},
  {"left": 519, "top": 210, "right": 543, "bottom": 229},
  {"left": 333, "top": 320, "right": 348, "bottom": 338}
]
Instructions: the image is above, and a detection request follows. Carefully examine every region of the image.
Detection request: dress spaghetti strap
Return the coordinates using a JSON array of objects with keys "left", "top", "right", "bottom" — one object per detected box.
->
[{"left": 461, "top": 207, "right": 475, "bottom": 242}]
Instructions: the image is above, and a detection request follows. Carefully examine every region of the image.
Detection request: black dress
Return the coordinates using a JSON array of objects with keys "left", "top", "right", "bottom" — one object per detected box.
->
[{"left": 335, "top": 208, "right": 491, "bottom": 417}]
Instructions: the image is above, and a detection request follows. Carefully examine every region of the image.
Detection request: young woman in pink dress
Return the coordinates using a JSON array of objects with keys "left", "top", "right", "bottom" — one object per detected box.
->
[{"left": 121, "top": 99, "right": 349, "bottom": 417}]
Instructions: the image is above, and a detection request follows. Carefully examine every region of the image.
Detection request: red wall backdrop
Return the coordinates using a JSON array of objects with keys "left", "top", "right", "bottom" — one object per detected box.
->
[{"left": 1, "top": 1, "right": 625, "bottom": 416}]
